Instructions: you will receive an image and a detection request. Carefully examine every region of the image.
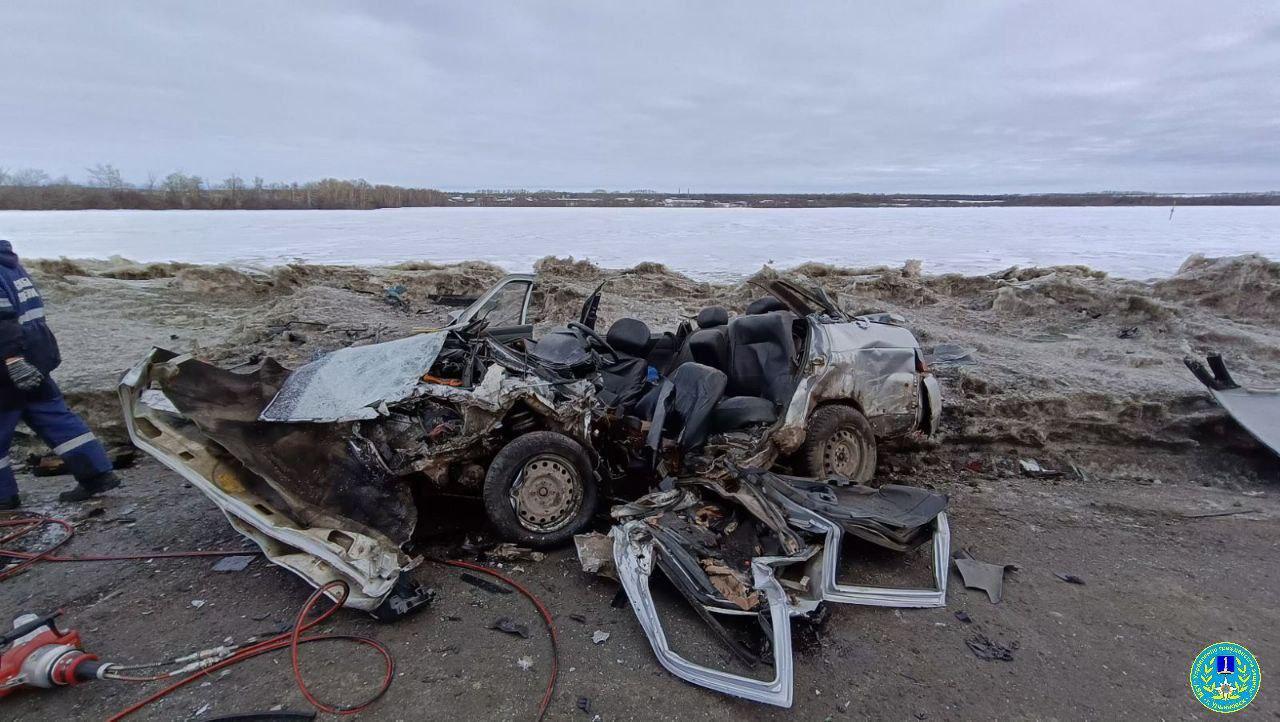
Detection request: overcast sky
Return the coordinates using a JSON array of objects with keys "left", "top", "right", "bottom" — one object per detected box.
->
[{"left": 1, "top": 1, "right": 1277, "bottom": 193}]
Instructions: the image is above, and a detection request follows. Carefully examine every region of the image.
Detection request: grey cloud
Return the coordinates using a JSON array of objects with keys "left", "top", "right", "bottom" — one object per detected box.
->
[{"left": 0, "top": 0, "right": 1277, "bottom": 192}]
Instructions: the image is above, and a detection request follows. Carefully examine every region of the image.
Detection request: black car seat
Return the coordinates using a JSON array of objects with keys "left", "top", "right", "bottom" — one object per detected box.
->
[
  {"left": 685, "top": 327, "right": 730, "bottom": 372},
  {"left": 597, "top": 318, "right": 653, "bottom": 412},
  {"left": 606, "top": 318, "right": 654, "bottom": 358},
  {"left": 709, "top": 395, "right": 779, "bottom": 431},
  {"left": 746, "top": 296, "right": 787, "bottom": 315},
  {"left": 645, "top": 362, "right": 728, "bottom": 451},
  {"left": 668, "top": 306, "right": 731, "bottom": 373},
  {"left": 696, "top": 305, "right": 729, "bottom": 329},
  {"left": 725, "top": 311, "right": 797, "bottom": 404},
  {"left": 646, "top": 328, "right": 684, "bottom": 376}
]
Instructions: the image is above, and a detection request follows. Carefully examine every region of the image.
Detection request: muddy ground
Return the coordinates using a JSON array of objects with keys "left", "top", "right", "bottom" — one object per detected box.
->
[{"left": 3, "top": 253, "right": 1279, "bottom": 719}]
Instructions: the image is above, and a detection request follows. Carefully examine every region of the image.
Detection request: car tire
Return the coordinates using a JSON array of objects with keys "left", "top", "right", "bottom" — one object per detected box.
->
[
  {"left": 798, "top": 404, "right": 877, "bottom": 485},
  {"left": 483, "top": 431, "right": 598, "bottom": 548}
]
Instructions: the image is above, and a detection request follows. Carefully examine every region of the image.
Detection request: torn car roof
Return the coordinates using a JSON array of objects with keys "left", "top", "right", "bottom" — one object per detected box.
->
[{"left": 261, "top": 331, "right": 447, "bottom": 422}]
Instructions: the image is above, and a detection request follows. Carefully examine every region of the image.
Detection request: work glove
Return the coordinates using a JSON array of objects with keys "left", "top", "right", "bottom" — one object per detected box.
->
[{"left": 5, "top": 357, "right": 43, "bottom": 392}]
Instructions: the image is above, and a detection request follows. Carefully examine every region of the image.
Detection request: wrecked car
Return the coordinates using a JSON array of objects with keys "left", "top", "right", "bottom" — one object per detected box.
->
[{"left": 120, "top": 272, "right": 940, "bottom": 616}]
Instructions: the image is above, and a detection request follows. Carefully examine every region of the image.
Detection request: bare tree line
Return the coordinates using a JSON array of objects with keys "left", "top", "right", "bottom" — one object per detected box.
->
[{"left": 0, "top": 164, "right": 449, "bottom": 210}]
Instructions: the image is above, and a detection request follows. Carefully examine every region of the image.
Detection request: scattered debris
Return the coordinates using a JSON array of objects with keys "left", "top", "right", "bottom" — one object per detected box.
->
[
  {"left": 954, "top": 610, "right": 972, "bottom": 624},
  {"left": 489, "top": 618, "right": 530, "bottom": 639},
  {"left": 574, "top": 533, "right": 617, "bottom": 580},
  {"left": 1018, "top": 459, "right": 1064, "bottom": 479},
  {"left": 27, "top": 454, "right": 67, "bottom": 477},
  {"left": 384, "top": 284, "right": 410, "bottom": 310},
  {"left": 965, "top": 634, "right": 1016, "bottom": 662},
  {"left": 212, "top": 555, "right": 254, "bottom": 572},
  {"left": 954, "top": 551, "right": 1016, "bottom": 604},
  {"left": 568, "top": 614, "right": 587, "bottom": 624},
  {"left": 109, "top": 447, "right": 139, "bottom": 470},
  {"left": 461, "top": 537, "right": 497, "bottom": 556},
  {"left": 1054, "top": 573, "right": 1086, "bottom": 585},
  {"left": 191, "top": 599, "right": 207, "bottom": 609},
  {"left": 577, "top": 697, "right": 592, "bottom": 714},
  {"left": 926, "top": 343, "right": 975, "bottom": 366},
  {"left": 460, "top": 572, "right": 514, "bottom": 595},
  {"left": 591, "top": 630, "right": 610, "bottom": 645},
  {"left": 1182, "top": 509, "right": 1258, "bottom": 520},
  {"left": 516, "top": 655, "right": 534, "bottom": 671},
  {"left": 1117, "top": 326, "right": 1140, "bottom": 339},
  {"left": 486, "top": 543, "right": 546, "bottom": 563}
]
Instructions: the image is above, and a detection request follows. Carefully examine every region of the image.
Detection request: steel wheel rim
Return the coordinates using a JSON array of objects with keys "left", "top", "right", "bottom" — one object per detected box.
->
[
  {"left": 509, "top": 453, "right": 583, "bottom": 533},
  {"left": 822, "top": 427, "right": 865, "bottom": 478}
]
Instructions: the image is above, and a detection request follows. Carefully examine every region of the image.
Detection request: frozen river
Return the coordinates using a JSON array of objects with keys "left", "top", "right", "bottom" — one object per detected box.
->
[{"left": 3, "top": 205, "right": 1277, "bottom": 280}]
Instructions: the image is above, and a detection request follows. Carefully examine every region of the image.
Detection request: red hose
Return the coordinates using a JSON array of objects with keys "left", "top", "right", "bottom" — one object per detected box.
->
[
  {"left": 0, "top": 513, "right": 251, "bottom": 582},
  {"left": 109, "top": 580, "right": 394, "bottom": 720},
  {"left": 4, "top": 513, "right": 561, "bottom": 720},
  {"left": 433, "top": 558, "right": 560, "bottom": 722}
]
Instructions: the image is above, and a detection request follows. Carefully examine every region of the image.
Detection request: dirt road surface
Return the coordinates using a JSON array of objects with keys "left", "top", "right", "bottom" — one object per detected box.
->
[{"left": 4, "top": 455, "right": 1277, "bottom": 720}]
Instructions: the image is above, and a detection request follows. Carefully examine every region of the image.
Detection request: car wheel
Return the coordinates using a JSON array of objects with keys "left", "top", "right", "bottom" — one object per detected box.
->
[
  {"left": 483, "top": 431, "right": 598, "bottom": 548},
  {"left": 798, "top": 404, "right": 877, "bottom": 485}
]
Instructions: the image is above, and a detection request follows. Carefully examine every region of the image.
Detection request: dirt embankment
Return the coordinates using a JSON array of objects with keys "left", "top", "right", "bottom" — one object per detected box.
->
[{"left": 24, "top": 252, "right": 1280, "bottom": 486}]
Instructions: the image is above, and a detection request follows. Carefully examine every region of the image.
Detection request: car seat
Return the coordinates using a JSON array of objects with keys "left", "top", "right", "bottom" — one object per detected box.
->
[
  {"left": 597, "top": 318, "right": 654, "bottom": 412},
  {"left": 746, "top": 297, "right": 788, "bottom": 315},
  {"left": 695, "top": 306, "right": 729, "bottom": 329},
  {"left": 645, "top": 362, "right": 728, "bottom": 451},
  {"left": 725, "top": 311, "right": 797, "bottom": 404}
]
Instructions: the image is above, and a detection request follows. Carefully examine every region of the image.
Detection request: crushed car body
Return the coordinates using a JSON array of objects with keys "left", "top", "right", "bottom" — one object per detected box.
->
[
  {"left": 601, "top": 467, "right": 949, "bottom": 707},
  {"left": 120, "top": 272, "right": 942, "bottom": 620}
]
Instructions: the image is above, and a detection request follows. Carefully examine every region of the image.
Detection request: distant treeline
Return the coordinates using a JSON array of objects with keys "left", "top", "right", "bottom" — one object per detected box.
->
[
  {"left": 0, "top": 165, "right": 448, "bottom": 210},
  {"left": 1, "top": 164, "right": 1277, "bottom": 210}
]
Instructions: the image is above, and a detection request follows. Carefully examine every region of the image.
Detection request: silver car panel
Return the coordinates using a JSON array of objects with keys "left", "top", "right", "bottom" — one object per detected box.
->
[{"left": 611, "top": 522, "right": 797, "bottom": 708}]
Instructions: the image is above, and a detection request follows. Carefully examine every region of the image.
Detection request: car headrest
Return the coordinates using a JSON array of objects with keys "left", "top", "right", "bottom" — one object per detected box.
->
[
  {"left": 695, "top": 306, "right": 729, "bottom": 329},
  {"left": 730, "top": 311, "right": 790, "bottom": 345},
  {"left": 606, "top": 318, "right": 652, "bottom": 357},
  {"left": 746, "top": 297, "right": 787, "bottom": 315}
]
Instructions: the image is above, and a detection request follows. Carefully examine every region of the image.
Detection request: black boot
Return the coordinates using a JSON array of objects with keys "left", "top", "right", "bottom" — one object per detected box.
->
[
  {"left": 0, "top": 494, "right": 19, "bottom": 510},
  {"left": 59, "top": 472, "right": 121, "bottom": 502}
]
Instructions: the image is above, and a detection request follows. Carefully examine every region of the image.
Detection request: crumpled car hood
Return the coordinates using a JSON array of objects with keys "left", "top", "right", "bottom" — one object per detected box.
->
[{"left": 119, "top": 348, "right": 417, "bottom": 612}]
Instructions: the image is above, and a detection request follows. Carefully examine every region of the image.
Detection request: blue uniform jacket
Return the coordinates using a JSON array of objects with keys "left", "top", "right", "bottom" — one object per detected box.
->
[{"left": 0, "top": 240, "right": 61, "bottom": 407}]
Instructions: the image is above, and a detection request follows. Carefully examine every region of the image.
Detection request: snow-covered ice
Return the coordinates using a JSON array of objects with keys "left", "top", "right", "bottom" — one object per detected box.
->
[{"left": 4, "top": 205, "right": 1277, "bottom": 280}]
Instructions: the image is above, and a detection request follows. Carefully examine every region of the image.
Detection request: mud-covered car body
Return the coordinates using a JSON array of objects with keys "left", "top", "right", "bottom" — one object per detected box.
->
[{"left": 120, "top": 274, "right": 939, "bottom": 616}]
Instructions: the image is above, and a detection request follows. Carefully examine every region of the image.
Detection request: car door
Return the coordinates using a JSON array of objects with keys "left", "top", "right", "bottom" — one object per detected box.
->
[{"left": 452, "top": 274, "right": 535, "bottom": 342}]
